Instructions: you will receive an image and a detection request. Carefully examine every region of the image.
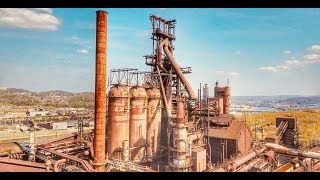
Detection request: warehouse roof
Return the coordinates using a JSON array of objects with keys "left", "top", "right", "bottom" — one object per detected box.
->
[{"left": 208, "top": 120, "right": 246, "bottom": 140}]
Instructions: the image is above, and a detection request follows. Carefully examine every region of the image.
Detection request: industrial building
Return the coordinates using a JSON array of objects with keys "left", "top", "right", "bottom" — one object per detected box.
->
[
  {"left": 208, "top": 116, "right": 253, "bottom": 164},
  {"left": 0, "top": 10, "right": 320, "bottom": 173}
]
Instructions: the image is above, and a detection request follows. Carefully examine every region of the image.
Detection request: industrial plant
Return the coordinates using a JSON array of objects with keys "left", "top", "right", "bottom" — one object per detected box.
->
[{"left": 0, "top": 10, "right": 320, "bottom": 172}]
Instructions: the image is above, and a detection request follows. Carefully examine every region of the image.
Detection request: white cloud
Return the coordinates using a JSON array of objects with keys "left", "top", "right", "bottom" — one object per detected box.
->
[
  {"left": 77, "top": 49, "right": 88, "bottom": 54},
  {"left": 285, "top": 60, "right": 302, "bottom": 66},
  {"left": 215, "top": 70, "right": 240, "bottom": 77},
  {"left": 33, "top": 8, "right": 53, "bottom": 14},
  {"left": 0, "top": 8, "right": 61, "bottom": 31},
  {"left": 71, "top": 36, "right": 80, "bottom": 41},
  {"left": 258, "top": 66, "right": 278, "bottom": 72},
  {"left": 308, "top": 45, "right": 320, "bottom": 54},
  {"left": 303, "top": 53, "right": 320, "bottom": 64},
  {"left": 159, "top": 8, "right": 167, "bottom": 10},
  {"left": 283, "top": 50, "right": 292, "bottom": 55},
  {"left": 259, "top": 44, "right": 320, "bottom": 73},
  {"left": 258, "top": 65, "right": 289, "bottom": 73}
]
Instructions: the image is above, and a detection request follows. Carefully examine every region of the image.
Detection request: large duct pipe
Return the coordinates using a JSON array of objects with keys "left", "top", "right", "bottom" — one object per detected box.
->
[
  {"left": 231, "top": 147, "right": 266, "bottom": 169},
  {"left": 236, "top": 158, "right": 264, "bottom": 172},
  {"left": 265, "top": 143, "right": 320, "bottom": 160},
  {"left": 93, "top": 10, "right": 107, "bottom": 172},
  {"left": 209, "top": 147, "right": 266, "bottom": 172},
  {"left": 163, "top": 45, "right": 196, "bottom": 100},
  {"left": 158, "top": 38, "right": 196, "bottom": 100}
]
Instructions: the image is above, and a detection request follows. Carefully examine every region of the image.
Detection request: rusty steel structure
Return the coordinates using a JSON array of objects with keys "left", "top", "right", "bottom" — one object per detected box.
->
[
  {"left": 107, "top": 85, "right": 130, "bottom": 159},
  {"left": 169, "top": 100, "right": 191, "bottom": 171},
  {"left": 129, "top": 86, "right": 147, "bottom": 162},
  {"left": 265, "top": 143, "right": 320, "bottom": 160},
  {"left": 146, "top": 88, "right": 162, "bottom": 161},
  {"left": 93, "top": 10, "right": 108, "bottom": 172},
  {"left": 0, "top": 114, "right": 93, "bottom": 126},
  {"left": 214, "top": 81, "right": 231, "bottom": 115},
  {"left": 2, "top": 10, "right": 320, "bottom": 173}
]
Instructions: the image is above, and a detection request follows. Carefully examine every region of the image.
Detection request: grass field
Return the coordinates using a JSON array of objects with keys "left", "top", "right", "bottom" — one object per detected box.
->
[{"left": 235, "top": 109, "right": 320, "bottom": 149}]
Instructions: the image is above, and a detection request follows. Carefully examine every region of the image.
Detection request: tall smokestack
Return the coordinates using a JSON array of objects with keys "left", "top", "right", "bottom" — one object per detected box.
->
[{"left": 93, "top": 10, "right": 107, "bottom": 172}]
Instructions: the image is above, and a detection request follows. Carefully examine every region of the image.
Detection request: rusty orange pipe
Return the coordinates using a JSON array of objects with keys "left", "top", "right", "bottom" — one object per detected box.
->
[
  {"left": 177, "top": 100, "right": 185, "bottom": 124},
  {"left": 93, "top": 10, "right": 107, "bottom": 172},
  {"left": 53, "top": 159, "right": 66, "bottom": 172}
]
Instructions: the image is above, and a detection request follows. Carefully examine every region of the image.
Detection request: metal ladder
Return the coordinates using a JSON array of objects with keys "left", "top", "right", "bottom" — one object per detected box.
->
[{"left": 276, "top": 120, "right": 288, "bottom": 141}]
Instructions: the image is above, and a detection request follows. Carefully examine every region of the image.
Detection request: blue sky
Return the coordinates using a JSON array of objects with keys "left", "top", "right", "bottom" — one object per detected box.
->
[{"left": 0, "top": 8, "right": 320, "bottom": 96}]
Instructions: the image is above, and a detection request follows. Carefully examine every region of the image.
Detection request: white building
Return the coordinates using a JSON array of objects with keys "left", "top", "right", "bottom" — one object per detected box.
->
[{"left": 26, "top": 109, "right": 49, "bottom": 117}]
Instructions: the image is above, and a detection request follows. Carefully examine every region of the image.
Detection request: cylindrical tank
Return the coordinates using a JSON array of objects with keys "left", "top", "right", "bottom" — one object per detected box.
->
[
  {"left": 203, "top": 84, "right": 209, "bottom": 103},
  {"left": 129, "top": 86, "right": 147, "bottom": 162},
  {"left": 146, "top": 88, "right": 162, "bottom": 160},
  {"left": 107, "top": 85, "right": 130, "bottom": 159}
]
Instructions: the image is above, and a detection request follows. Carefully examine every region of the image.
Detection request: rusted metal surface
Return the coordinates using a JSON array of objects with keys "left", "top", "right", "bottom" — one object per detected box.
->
[
  {"left": 0, "top": 142, "right": 23, "bottom": 156},
  {"left": 93, "top": 10, "right": 108, "bottom": 172},
  {"left": 0, "top": 114, "right": 93, "bottom": 126},
  {"left": 129, "top": 86, "right": 147, "bottom": 162},
  {"left": 176, "top": 100, "right": 185, "bottom": 124},
  {"left": 214, "top": 82, "right": 231, "bottom": 115},
  {"left": 146, "top": 88, "right": 162, "bottom": 160},
  {"left": 170, "top": 100, "right": 190, "bottom": 171},
  {"left": 0, "top": 157, "right": 48, "bottom": 172},
  {"left": 106, "top": 159, "right": 157, "bottom": 172},
  {"left": 223, "top": 86, "right": 230, "bottom": 114},
  {"left": 207, "top": 120, "right": 253, "bottom": 162},
  {"left": 122, "top": 140, "right": 129, "bottom": 161},
  {"left": 36, "top": 146, "right": 95, "bottom": 172},
  {"left": 236, "top": 158, "right": 264, "bottom": 172},
  {"left": 53, "top": 159, "right": 66, "bottom": 172},
  {"left": 192, "top": 147, "right": 207, "bottom": 172},
  {"left": 265, "top": 143, "right": 320, "bottom": 160},
  {"left": 162, "top": 39, "right": 196, "bottom": 100},
  {"left": 39, "top": 130, "right": 92, "bottom": 147},
  {"left": 208, "top": 120, "right": 244, "bottom": 140},
  {"left": 155, "top": 65, "right": 171, "bottom": 118},
  {"left": 107, "top": 85, "right": 130, "bottom": 159},
  {"left": 231, "top": 146, "right": 266, "bottom": 169},
  {"left": 206, "top": 146, "right": 266, "bottom": 172},
  {"left": 273, "top": 161, "right": 295, "bottom": 172}
]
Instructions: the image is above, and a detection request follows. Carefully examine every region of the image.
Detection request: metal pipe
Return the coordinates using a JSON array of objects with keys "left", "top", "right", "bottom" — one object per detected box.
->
[
  {"left": 265, "top": 143, "right": 320, "bottom": 160},
  {"left": 53, "top": 159, "right": 66, "bottom": 172},
  {"left": 231, "top": 147, "right": 266, "bottom": 170},
  {"left": 164, "top": 45, "right": 196, "bottom": 100},
  {"left": 156, "top": 65, "right": 171, "bottom": 118},
  {"left": 236, "top": 158, "right": 264, "bottom": 172},
  {"left": 177, "top": 100, "right": 185, "bottom": 124},
  {"left": 160, "top": 39, "right": 196, "bottom": 100},
  {"left": 93, "top": 10, "right": 108, "bottom": 172}
]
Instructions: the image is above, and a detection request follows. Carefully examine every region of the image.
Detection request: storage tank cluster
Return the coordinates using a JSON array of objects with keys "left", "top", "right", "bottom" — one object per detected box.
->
[{"left": 107, "top": 85, "right": 162, "bottom": 163}]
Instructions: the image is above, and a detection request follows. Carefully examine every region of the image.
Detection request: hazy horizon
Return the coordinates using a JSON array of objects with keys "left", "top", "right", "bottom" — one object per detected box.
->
[{"left": 1, "top": 86, "right": 319, "bottom": 97}]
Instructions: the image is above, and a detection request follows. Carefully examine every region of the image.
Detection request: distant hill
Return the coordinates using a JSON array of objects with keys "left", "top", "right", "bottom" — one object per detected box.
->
[
  {"left": 0, "top": 88, "right": 95, "bottom": 109},
  {"left": 5, "top": 88, "right": 30, "bottom": 93},
  {"left": 37, "top": 90, "right": 74, "bottom": 97},
  {"left": 277, "top": 96, "right": 320, "bottom": 105},
  {"left": 231, "top": 95, "right": 320, "bottom": 108}
]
